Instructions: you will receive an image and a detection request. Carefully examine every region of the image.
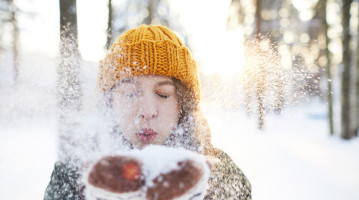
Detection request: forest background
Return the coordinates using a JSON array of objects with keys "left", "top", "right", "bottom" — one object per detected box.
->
[{"left": 0, "top": 0, "right": 359, "bottom": 199}]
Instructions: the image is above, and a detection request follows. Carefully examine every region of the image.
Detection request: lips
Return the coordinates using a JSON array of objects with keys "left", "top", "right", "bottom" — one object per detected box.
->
[{"left": 137, "top": 128, "right": 157, "bottom": 142}]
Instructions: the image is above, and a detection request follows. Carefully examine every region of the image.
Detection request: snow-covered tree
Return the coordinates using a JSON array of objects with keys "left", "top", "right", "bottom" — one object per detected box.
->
[
  {"left": 58, "top": 0, "right": 82, "bottom": 161},
  {"left": 0, "top": 0, "right": 19, "bottom": 84},
  {"left": 228, "top": 0, "right": 286, "bottom": 129},
  {"left": 9, "top": 0, "right": 19, "bottom": 84}
]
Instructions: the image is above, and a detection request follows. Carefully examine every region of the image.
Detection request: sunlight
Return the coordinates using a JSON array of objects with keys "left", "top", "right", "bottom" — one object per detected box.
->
[
  {"left": 15, "top": 0, "right": 59, "bottom": 57},
  {"left": 291, "top": 0, "right": 318, "bottom": 21},
  {"left": 197, "top": 29, "right": 245, "bottom": 78},
  {"left": 327, "top": 1, "right": 341, "bottom": 25},
  {"left": 170, "top": 0, "right": 246, "bottom": 78},
  {"left": 291, "top": 0, "right": 318, "bottom": 10},
  {"left": 278, "top": 44, "right": 292, "bottom": 70},
  {"left": 283, "top": 31, "right": 296, "bottom": 43},
  {"left": 77, "top": 0, "right": 107, "bottom": 62}
]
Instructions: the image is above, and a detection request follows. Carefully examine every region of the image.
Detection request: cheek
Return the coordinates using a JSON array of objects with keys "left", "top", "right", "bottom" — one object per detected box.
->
[
  {"left": 112, "top": 99, "right": 138, "bottom": 128},
  {"left": 159, "top": 99, "right": 180, "bottom": 124}
]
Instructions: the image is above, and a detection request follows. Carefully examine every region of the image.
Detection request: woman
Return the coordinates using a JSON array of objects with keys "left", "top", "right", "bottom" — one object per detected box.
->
[{"left": 44, "top": 24, "right": 251, "bottom": 200}]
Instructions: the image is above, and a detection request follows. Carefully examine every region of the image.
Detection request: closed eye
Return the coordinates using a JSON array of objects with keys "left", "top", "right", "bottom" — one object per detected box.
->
[{"left": 157, "top": 93, "right": 169, "bottom": 99}]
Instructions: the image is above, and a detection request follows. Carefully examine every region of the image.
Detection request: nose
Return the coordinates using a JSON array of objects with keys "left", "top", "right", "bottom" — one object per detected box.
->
[{"left": 137, "top": 94, "right": 158, "bottom": 120}]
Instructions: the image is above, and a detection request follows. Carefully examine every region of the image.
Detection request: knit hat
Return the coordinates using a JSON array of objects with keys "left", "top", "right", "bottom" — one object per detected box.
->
[{"left": 98, "top": 24, "right": 200, "bottom": 103}]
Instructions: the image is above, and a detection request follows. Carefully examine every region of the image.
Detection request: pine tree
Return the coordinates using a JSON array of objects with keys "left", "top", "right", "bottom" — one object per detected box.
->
[
  {"left": 319, "top": 0, "right": 334, "bottom": 135},
  {"left": 341, "top": 0, "right": 355, "bottom": 139}
]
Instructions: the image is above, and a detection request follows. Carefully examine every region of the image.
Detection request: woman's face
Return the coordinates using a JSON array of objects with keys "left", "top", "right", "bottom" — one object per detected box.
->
[{"left": 111, "top": 75, "right": 180, "bottom": 148}]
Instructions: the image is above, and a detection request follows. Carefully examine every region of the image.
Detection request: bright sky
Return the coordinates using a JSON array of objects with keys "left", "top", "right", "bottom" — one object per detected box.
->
[
  {"left": 171, "top": 0, "right": 245, "bottom": 77},
  {"left": 14, "top": 0, "right": 245, "bottom": 78}
]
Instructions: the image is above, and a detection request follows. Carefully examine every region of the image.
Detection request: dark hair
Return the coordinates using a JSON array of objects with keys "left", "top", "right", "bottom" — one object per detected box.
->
[
  {"left": 172, "top": 78, "right": 214, "bottom": 155},
  {"left": 171, "top": 77, "right": 197, "bottom": 125}
]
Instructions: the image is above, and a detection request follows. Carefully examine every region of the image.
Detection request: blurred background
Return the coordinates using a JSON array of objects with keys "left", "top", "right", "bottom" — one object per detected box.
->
[{"left": 0, "top": 0, "right": 359, "bottom": 199}]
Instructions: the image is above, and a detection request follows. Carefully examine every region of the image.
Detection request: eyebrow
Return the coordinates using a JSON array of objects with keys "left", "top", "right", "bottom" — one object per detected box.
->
[
  {"left": 156, "top": 80, "right": 174, "bottom": 87},
  {"left": 120, "top": 78, "right": 137, "bottom": 84},
  {"left": 110, "top": 78, "right": 137, "bottom": 92},
  {"left": 114, "top": 79, "right": 174, "bottom": 89}
]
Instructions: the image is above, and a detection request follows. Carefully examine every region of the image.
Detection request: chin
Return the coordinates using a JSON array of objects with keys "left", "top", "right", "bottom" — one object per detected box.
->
[
  {"left": 132, "top": 143, "right": 145, "bottom": 149},
  {"left": 134, "top": 142, "right": 152, "bottom": 149},
  {"left": 136, "top": 141, "right": 163, "bottom": 149}
]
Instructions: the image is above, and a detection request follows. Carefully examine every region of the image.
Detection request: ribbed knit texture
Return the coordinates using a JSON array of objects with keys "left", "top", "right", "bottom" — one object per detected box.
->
[{"left": 98, "top": 24, "right": 200, "bottom": 102}]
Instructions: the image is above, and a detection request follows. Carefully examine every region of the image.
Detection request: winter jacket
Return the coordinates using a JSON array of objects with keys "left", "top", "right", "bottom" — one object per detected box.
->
[
  {"left": 205, "top": 148, "right": 251, "bottom": 200},
  {"left": 44, "top": 147, "right": 251, "bottom": 200},
  {"left": 44, "top": 162, "right": 85, "bottom": 200}
]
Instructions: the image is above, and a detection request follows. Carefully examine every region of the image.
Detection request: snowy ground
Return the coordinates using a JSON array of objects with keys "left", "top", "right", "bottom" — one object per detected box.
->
[
  {"left": 204, "top": 102, "right": 359, "bottom": 200},
  {"left": 1, "top": 55, "right": 359, "bottom": 200}
]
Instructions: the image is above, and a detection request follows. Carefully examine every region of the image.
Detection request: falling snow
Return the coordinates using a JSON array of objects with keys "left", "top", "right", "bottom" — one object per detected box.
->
[{"left": 1, "top": 51, "right": 359, "bottom": 200}]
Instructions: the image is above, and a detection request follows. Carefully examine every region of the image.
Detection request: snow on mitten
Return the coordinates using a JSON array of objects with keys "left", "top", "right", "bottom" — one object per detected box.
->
[
  {"left": 141, "top": 146, "right": 210, "bottom": 200},
  {"left": 85, "top": 156, "right": 145, "bottom": 200},
  {"left": 84, "top": 146, "right": 210, "bottom": 200},
  {"left": 146, "top": 159, "right": 205, "bottom": 200}
]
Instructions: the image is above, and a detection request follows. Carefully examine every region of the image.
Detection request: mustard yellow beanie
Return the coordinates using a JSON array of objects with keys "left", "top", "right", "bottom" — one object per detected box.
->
[{"left": 98, "top": 24, "right": 200, "bottom": 102}]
